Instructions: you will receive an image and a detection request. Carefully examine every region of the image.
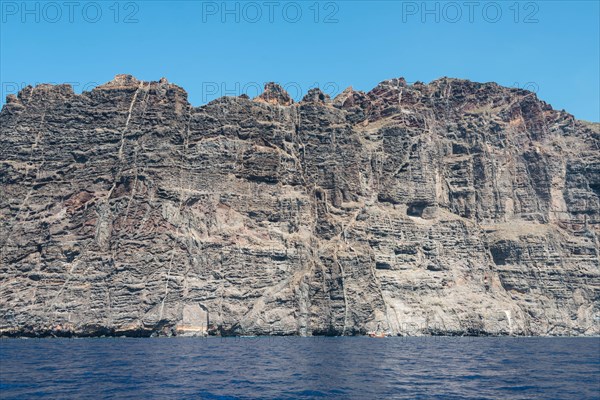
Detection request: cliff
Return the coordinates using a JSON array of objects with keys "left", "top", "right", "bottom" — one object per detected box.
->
[{"left": 1, "top": 74, "right": 598, "bottom": 337}]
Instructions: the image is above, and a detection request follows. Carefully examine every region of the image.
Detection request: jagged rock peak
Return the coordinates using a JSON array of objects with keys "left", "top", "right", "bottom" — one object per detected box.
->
[
  {"left": 94, "top": 75, "right": 177, "bottom": 92},
  {"left": 366, "top": 77, "right": 408, "bottom": 99},
  {"left": 333, "top": 86, "right": 370, "bottom": 108},
  {"left": 253, "top": 82, "right": 294, "bottom": 106},
  {"left": 11, "top": 84, "right": 76, "bottom": 106},
  {"left": 333, "top": 86, "right": 354, "bottom": 103},
  {"left": 91, "top": 75, "right": 189, "bottom": 106},
  {"left": 378, "top": 77, "right": 408, "bottom": 87},
  {"left": 301, "top": 88, "right": 331, "bottom": 104},
  {"left": 97, "top": 74, "right": 142, "bottom": 89}
]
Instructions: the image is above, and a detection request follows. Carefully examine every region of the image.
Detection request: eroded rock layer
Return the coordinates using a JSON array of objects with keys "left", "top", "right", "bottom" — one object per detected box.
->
[{"left": 1, "top": 75, "right": 598, "bottom": 337}]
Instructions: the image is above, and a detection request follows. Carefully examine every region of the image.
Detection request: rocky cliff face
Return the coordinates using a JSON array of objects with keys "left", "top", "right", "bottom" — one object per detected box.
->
[{"left": 1, "top": 75, "right": 598, "bottom": 337}]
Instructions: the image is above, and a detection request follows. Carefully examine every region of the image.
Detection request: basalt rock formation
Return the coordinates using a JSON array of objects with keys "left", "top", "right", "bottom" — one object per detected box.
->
[{"left": 1, "top": 74, "right": 598, "bottom": 337}]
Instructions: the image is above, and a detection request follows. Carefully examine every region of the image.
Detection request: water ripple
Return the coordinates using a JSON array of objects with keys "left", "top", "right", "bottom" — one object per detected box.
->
[{"left": 1, "top": 337, "right": 598, "bottom": 399}]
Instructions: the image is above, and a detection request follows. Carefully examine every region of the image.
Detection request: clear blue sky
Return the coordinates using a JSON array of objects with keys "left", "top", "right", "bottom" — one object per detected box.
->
[{"left": 1, "top": 0, "right": 598, "bottom": 121}]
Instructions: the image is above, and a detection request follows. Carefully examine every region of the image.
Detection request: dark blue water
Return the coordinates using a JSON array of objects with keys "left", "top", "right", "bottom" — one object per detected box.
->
[{"left": 1, "top": 337, "right": 599, "bottom": 399}]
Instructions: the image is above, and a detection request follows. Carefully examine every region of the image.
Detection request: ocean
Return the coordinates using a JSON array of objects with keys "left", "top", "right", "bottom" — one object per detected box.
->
[{"left": 1, "top": 337, "right": 599, "bottom": 399}]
